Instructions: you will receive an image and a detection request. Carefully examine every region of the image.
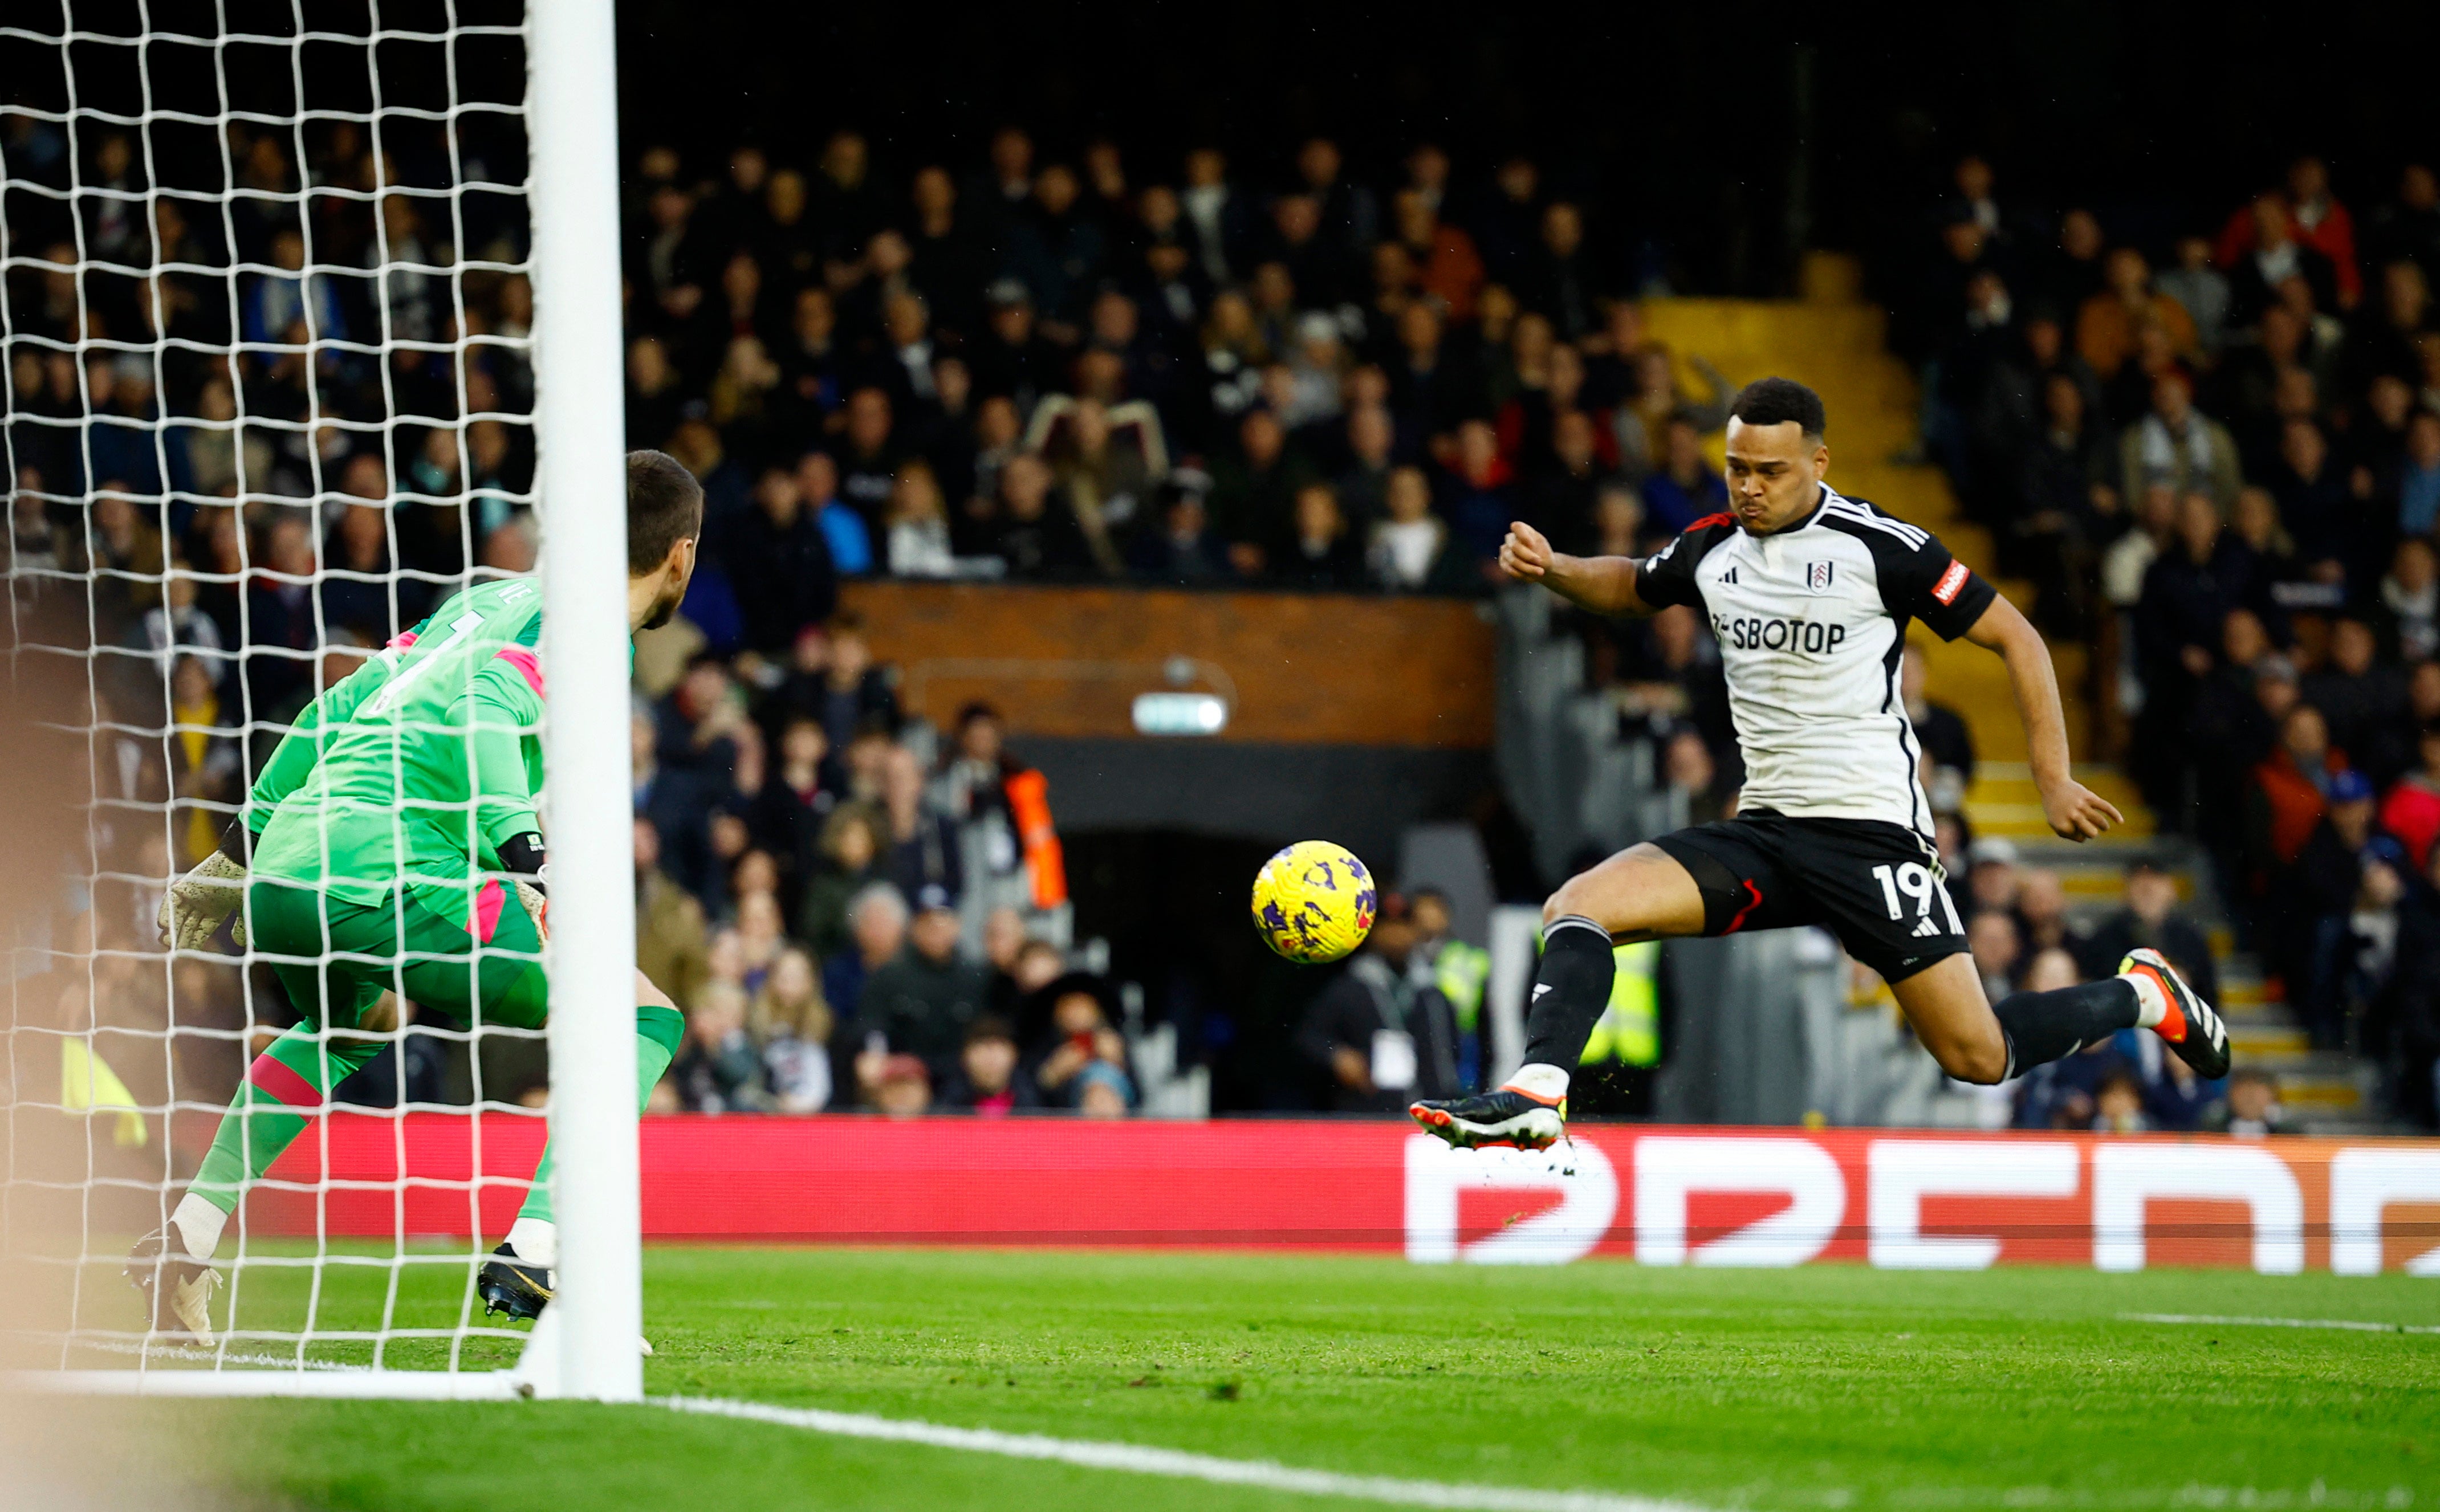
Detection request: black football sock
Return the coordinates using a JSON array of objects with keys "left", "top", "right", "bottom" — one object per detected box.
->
[
  {"left": 1992, "top": 977, "right": 2141, "bottom": 1077},
  {"left": 1514, "top": 915, "right": 1617, "bottom": 1089}
]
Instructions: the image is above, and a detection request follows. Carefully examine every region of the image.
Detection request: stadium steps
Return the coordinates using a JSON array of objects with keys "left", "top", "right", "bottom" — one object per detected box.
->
[
  {"left": 1646, "top": 268, "right": 2396, "bottom": 1130},
  {"left": 2006, "top": 834, "right": 2380, "bottom": 1126},
  {"left": 1963, "top": 763, "right": 2152, "bottom": 841}
]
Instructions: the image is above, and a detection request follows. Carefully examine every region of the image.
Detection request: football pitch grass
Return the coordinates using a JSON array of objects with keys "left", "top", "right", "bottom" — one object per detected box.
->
[{"left": 115, "top": 1248, "right": 2440, "bottom": 1510}]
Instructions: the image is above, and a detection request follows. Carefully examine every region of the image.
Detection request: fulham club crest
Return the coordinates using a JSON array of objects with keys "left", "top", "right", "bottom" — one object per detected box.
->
[{"left": 1805, "top": 560, "right": 1835, "bottom": 594}]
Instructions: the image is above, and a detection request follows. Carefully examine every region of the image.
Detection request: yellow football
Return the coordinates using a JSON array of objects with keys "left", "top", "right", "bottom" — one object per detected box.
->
[{"left": 1250, "top": 841, "right": 1377, "bottom": 964}]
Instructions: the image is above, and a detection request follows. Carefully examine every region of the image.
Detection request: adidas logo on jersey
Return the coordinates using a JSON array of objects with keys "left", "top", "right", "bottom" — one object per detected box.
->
[{"left": 1910, "top": 917, "right": 1944, "bottom": 938}]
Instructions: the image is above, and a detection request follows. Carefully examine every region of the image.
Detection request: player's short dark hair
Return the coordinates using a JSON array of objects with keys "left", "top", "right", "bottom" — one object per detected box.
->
[
  {"left": 1729, "top": 377, "right": 1827, "bottom": 440},
  {"left": 628, "top": 449, "right": 704, "bottom": 575}
]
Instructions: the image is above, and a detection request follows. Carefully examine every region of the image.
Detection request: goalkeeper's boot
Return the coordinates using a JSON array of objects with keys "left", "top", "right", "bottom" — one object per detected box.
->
[
  {"left": 2122, "top": 947, "right": 2231, "bottom": 1081},
  {"left": 1408, "top": 1085, "right": 1567, "bottom": 1151},
  {"left": 477, "top": 1244, "right": 552, "bottom": 1323},
  {"left": 124, "top": 1226, "right": 220, "bottom": 1346}
]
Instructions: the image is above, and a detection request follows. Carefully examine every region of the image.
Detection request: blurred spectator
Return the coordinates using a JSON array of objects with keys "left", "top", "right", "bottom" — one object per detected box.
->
[
  {"left": 937, "top": 1016, "right": 1042, "bottom": 1115},
  {"left": 2077, "top": 858, "right": 2218, "bottom": 1008},
  {"left": 871, "top": 1054, "right": 932, "bottom": 1119},
  {"left": 1026, "top": 972, "right": 1134, "bottom": 1112},
  {"left": 1900, "top": 642, "right": 1975, "bottom": 789},
  {"left": 1441, "top": 417, "right": 1515, "bottom": 569},
  {"left": 1662, "top": 727, "right": 1730, "bottom": 825},
  {"left": 729, "top": 467, "right": 839, "bottom": 654},
  {"left": 2077, "top": 247, "right": 2198, "bottom": 381},
  {"left": 2156, "top": 237, "right": 2231, "bottom": 357},
  {"left": 2303, "top": 618, "right": 2412, "bottom": 788},
  {"left": 794, "top": 451, "right": 873, "bottom": 577},
  {"left": 2202, "top": 1067, "right": 2291, "bottom": 1136},
  {"left": 2291, "top": 767, "right": 2380, "bottom": 1046},
  {"left": 2014, "top": 867, "right": 2072, "bottom": 957},
  {"left": 1128, "top": 475, "right": 1228, "bottom": 584},
  {"left": 672, "top": 983, "right": 770, "bottom": 1113},
  {"left": 1295, "top": 896, "right": 1462, "bottom": 1113},
  {"left": 2376, "top": 537, "right": 2439, "bottom": 661},
  {"left": 798, "top": 804, "right": 889, "bottom": 957},
  {"left": 751, "top": 946, "right": 833, "bottom": 1114},
  {"left": 880, "top": 743, "right": 963, "bottom": 903},
  {"left": 1965, "top": 836, "right": 2021, "bottom": 916},
  {"left": 1367, "top": 465, "right": 1467, "bottom": 593},
  {"left": 1073, "top": 1060, "right": 1134, "bottom": 1119},
  {"left": 2091, "top": 1066, "right": 2149, "bottom": 1133},
  {"left": 2118, "top": 371, "right": 2239, "bottom": 514},
  {"left": 825, "top": 879, "right": 906, "bottom": 1028},
  {"left": 994, "top": 936, "right": 1068, "bottom": 1027},
  {"left": 2244, "top": 703, "right": 2344, "bottom": 895},
  {"left": 1640, "top": 414, "right": 1729, "bottom": 535},
  {"left": 784, "top": 612, "right": 899, "bottom": 752},
  {"left": 2133, "top": 492, "right": 2254, "bottom": 816},
  {"left": 857, "top": 882, "right": 990, "bottom": 1082},
  {"left": 1967, "top": 909, "right": 2022, "bottom": 1002},
  {"left": 883, "top": 460, "right": 958, "bottom": 577},
  {"left": 1278, "top": 482, "right": 1364, "bottom": 589},
  {"left": 2223, "top": 195, "right": 2340, "bottom": 327},
  {"left": 2380, "top": 723, "right": 2440, "bottom": 871},
  {"left": 635, "top": 817, "right": 711, "bottom": 1014}
]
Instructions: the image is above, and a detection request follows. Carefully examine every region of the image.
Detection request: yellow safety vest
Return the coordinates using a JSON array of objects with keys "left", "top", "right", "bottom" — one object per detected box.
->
[
  {"left": 1580, "top": 940, "right": 1660, "bottom": 1067},
  {"left": 1432, "top": 942, "right": 1490, "bottom": 1032}
]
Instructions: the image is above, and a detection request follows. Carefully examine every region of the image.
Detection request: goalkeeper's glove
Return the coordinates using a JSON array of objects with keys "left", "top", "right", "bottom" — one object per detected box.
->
[
  {"left": 499, "top": 831, "right": 548, "bottom": 941},
  {"left": 159, "top": 821, "right": 252, "bottom": 950}
]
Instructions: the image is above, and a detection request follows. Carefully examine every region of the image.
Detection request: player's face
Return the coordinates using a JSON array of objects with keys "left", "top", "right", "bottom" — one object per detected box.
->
[
  {"left": 1723, "top": 418, "right": 1829, "bottom": 535},
  {"left": 639, "top": 534, "right": 698, "bottom": 631}
]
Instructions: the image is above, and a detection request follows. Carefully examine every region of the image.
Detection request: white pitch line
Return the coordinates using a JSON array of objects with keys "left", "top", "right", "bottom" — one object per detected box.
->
[
  {"left": 658, "top": 1395, "right": 1711, "bottom": 1512},
  {"left": 62, "top": 1337, "right": 372, "bottom": 1371},
  {"left": 2120, "top": 1313, "right": 2440, "bottom": 1336}
]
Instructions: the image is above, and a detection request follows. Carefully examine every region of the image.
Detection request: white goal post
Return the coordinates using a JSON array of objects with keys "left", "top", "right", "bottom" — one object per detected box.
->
[
  {"left": 526, "top": 0, "right": 641, "bottom": 1407},
  {"left": 2, "top": 0, "right": 637, "bottom": 1400}
]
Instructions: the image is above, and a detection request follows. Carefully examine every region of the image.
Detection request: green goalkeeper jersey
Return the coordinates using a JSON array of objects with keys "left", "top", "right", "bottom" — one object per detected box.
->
[{"left": 245, "top": 577, "right": 547, "bottom": 922}]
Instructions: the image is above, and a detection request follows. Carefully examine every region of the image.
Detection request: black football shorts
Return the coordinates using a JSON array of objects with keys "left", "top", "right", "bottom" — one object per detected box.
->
[{"left": 1648, "top": 809, "right": 1968, "bottom": 984}]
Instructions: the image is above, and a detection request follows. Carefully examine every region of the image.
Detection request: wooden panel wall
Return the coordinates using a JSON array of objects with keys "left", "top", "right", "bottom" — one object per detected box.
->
[{"left": 839, "top": 582, "right": 1496, "bottom": 749}]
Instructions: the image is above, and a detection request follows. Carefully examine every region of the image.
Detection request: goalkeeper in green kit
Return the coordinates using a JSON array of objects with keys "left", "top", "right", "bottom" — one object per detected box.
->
[{"left": 129, "top": 451, "right": 703, "bottom": 1344}]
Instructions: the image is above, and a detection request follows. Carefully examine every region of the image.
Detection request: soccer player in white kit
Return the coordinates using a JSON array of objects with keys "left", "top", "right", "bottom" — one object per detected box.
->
[{"left": 1412, "top": 378, "right": 2228, "bottom": 1150}]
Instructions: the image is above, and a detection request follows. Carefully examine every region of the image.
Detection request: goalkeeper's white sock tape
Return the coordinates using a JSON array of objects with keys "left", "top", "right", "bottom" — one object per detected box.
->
[
  {"left": 507, "top": 1217, "right": 558, "bottom": 1268},
  {"left": 172, "top": 1192, "right": 227, "bottom": 1262}
]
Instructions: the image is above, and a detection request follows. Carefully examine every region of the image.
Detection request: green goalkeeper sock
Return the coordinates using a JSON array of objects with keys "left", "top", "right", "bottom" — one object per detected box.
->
[
  {"left": 187, "top": 1028, "right": 385, "bottom": 1223},
  {"left": 513, "top": 1002, "right": 684, "bottom": 1227}
]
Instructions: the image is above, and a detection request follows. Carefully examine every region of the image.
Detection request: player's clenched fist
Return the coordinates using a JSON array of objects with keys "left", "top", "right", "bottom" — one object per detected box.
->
[{"left": 1499, "top": 520, "right": 1555, "bottom": 581}]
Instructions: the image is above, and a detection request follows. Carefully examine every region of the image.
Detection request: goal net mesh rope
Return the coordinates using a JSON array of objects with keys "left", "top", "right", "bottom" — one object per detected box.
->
[{"left": 3, "top": 0, "right": 548, "bottom": 1376}]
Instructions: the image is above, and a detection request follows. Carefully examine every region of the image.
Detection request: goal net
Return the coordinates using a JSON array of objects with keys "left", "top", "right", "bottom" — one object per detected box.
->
[{"left": 2, "top": 0, "right": 638, "bottom": 1399}]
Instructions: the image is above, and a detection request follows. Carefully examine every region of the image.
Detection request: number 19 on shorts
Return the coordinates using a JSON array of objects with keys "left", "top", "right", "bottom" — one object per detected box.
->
[{"left": 1873, "top": 862, "right": 1964, "bottom": 933}]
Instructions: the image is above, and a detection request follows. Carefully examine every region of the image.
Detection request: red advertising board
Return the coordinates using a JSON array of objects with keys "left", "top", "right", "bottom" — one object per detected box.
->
[{"left": 242, "top": 1114, "right": 2440, "bottom": 1275}]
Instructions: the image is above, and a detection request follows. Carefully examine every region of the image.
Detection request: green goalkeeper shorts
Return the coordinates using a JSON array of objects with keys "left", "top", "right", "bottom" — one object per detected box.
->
[{"left": 245, "top": 875, "right": 548, "bottom": 1033}]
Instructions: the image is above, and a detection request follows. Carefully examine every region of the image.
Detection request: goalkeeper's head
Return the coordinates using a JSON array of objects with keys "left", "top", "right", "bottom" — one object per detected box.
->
[{"left": 629, "top": 449, "right": 705, "bottom": 633}]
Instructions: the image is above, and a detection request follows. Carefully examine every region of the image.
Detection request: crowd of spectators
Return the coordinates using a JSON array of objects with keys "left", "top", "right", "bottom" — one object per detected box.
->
[
  {"left": 0, "top": 112, "right": 1190, "bottom": 1122},
  {"left": 1902, "top": 152, "right": 2440, "bottom": 1122},
  {"left": 624, "top": 634, "right": 1149, "bottom": 1119},
  {"left": 613, "top": 127, "right": 1722, "bottom": 626},
  {"left": 23, "top": 95, "right": 2440, "bottom": 1126}
]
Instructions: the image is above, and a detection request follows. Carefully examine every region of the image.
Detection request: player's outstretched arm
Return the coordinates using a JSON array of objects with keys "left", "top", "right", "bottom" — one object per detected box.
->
[
  {"left": 1497, "top": 520, "right": 1654, "bottom": 617},
  {"left": 1962, "top": 594, "right": 2123, "bottom": 842}
]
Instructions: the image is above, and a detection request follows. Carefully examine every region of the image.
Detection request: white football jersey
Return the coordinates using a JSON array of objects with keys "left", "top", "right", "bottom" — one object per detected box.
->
[{"left": 1636, "top": 486, "right": 1996, "bottom": 837}]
